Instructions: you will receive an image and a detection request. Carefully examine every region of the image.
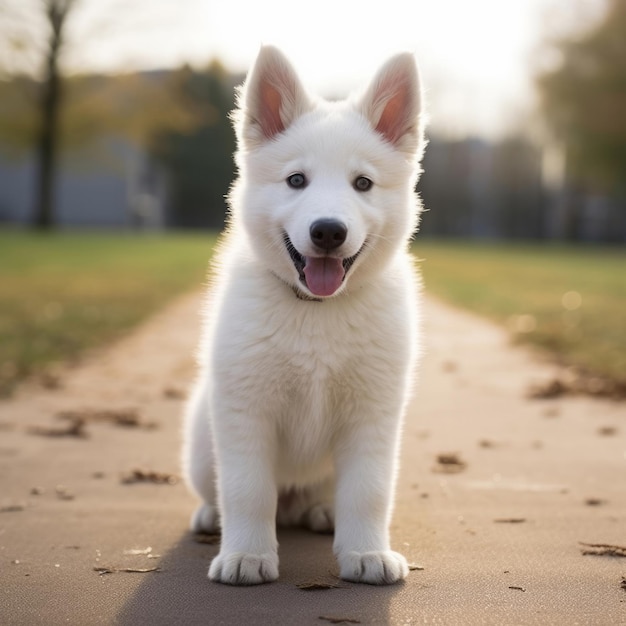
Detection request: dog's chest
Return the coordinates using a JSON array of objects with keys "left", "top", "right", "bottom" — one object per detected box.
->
[
  {"left": 212, "top": 277, "right": 408, "bottom": 473},
  {"left": 267, "top": 303, "right": 370, "bottom": 391},
  {"left": 268, "top": 323, "right": 359, "bottom": 417},
  {"left": 255, "top": 308, "right": 368, "bottom": 454}
]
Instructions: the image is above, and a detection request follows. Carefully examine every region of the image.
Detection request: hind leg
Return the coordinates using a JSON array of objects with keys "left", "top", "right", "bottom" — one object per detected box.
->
[
  {"left": 182, "top": 377, "right": 220, "bottom": 533},
  {"left": 277, "top": 478, "right": 335, "bottom": 533}
]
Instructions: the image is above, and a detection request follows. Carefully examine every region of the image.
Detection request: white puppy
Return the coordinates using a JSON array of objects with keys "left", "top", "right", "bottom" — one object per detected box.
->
[{"left": 183, "top": 45, "right": 425, "bottom": 585}]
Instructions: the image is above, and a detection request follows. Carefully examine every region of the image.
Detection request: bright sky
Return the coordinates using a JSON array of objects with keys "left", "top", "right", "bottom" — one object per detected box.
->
[{"left": 61, "top": 0, "right": 607, "bottom": 138}]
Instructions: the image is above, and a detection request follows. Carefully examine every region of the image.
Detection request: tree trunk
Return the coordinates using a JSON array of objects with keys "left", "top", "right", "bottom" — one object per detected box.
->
[{"left": 32, "top": 1, "right": 71, "bottom": 230}]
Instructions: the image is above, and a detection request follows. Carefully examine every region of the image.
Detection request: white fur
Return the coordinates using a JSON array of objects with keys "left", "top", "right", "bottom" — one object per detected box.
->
[{"left": 182, "top": 46, "right": 425, "bottom": 586}]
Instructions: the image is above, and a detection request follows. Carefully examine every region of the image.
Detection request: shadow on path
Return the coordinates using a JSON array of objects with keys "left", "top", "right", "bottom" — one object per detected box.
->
[{"left": 116, "top": 528, "right": 403, "bottom": 625}]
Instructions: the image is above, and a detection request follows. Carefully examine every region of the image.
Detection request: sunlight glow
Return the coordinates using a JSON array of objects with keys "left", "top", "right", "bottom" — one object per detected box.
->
[{"left": 60, "top": 0, "right": 608, "bottom": 138}]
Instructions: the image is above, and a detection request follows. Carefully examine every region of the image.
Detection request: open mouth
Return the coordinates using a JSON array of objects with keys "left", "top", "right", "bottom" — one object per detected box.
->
[{"left": 283, "top": 232, "right": 364, "bottom": 297}]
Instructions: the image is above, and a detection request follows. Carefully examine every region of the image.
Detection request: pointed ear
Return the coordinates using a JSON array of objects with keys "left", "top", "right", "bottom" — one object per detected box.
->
[
  {"left": 236, "top": 46, "right": 312, "bottom": 148},
  {"left": 358, "top": 53, "right": 424, "bottom": 155}
]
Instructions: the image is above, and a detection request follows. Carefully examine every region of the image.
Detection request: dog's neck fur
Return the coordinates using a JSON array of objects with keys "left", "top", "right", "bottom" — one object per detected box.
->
[
  {"left": 271, "top": 271, "right": 323, "bottom": 303},
  {"left": 291, "top": 285, "right": 323, "bottom": 302}
]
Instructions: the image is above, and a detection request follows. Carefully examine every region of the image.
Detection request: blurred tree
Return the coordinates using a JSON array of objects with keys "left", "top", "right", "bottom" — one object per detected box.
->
[
  {"left": 34, "top": 0, "right": 76, "bottom": 230},
  {"left": 0, "top": 76, "right": 38, "bottom": 154},
  {"left": 0, "top": 0, "right": 206, "bottom": 229},
  {"left": 61, "top": 71, "right": 202, "bottom": 152},
  {"left": 537, "top": 0, "right": 626, "bottom": 237},
  {"left": 152, "top": 62, "right": 241, "bottom": 229},
  {"left": 0, "top": 0, "right": 78, "bottom": 229}
]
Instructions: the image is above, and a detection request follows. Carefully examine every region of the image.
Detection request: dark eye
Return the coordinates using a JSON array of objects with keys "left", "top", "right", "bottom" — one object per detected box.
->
[
  {"left": 354, "top": 176, "right": 373, "bottom": 192},
  {"left": 287, "top": 172, "right": 307, "bottom": 189}
]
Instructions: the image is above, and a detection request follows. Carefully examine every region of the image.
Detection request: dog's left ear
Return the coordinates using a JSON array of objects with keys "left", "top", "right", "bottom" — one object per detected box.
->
[
  {"left": 358, "top": 53, "right": 424, "bottom": 157},
  {"left": 236, "top": 46, "right": 312, "bottom": 149}
]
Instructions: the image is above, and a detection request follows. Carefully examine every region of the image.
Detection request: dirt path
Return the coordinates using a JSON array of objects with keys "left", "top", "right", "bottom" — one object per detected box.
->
[{"left": 1, "top": 292, "right": 624, "bottom": 625}]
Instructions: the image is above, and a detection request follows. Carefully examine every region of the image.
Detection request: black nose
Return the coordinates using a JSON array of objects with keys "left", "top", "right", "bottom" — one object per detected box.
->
[{"left": 309, "top": 219, "right": 347, "bottom": 250}]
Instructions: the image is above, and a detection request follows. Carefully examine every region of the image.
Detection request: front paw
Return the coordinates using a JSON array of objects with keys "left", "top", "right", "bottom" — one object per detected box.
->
[
  {"left": 208, "top": 551, "right": 279, "bottom": 585},
  {"left": 338, "top": 550, "right": 408, "bottom": 585}
]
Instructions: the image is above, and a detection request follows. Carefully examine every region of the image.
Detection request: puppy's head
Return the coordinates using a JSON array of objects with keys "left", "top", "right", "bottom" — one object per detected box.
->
[{"left": 230, "top": 46, "right": 425, "bottom": 299}]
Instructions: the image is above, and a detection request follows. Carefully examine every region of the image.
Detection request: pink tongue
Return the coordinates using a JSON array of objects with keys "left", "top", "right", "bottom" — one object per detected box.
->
[{"left": 303, "top": 257, "right": 345, "bottom": 297}]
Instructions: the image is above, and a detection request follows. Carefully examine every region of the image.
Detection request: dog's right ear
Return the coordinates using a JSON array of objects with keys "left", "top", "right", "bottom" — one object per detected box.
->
[{"left": 235, "top": 46, "right": 312, "bottom": 149}]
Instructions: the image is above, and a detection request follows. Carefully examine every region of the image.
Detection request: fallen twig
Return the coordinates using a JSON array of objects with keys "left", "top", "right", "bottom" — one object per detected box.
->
[
  {"left": 408, "top": 563, "right": 425, "bottom": 571},
  {"left": 433, "top": 453, "right": 467, "bottom": 474},
  {"left": 0, "top": 504, "right": 25, "bottom": 513},
  {"left": 120, "top": 469, "right": 179, "bottom": 485},
  {"left": 163, "top": 386, "right": 186, "bottom": 400},
  {"left": 584, "top": 498, "right": 606, "bottom": 507},
  {"left": 527, "top": 374, "right": 626, "bottom": 401},
  {"left": 28, "top": 418, "right": 88, "bottom": 439},
  {"left": 57, "top": 408, "right": 157, "bottom": 429},
  {"left": 94, "top": 565, "right": 160, "bottom": 576},
  {"left": 579, "top": 542, "right": 626, "bottom": 557},
  {"left": 297, "top": 580, "right": 345, "bottom": 590}
]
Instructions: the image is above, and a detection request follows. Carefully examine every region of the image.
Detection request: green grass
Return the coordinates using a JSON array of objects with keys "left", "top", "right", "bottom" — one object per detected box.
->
[
  {"left": 0, "top": 230, "right": 216, "bottom": 397},
  {"left": 1, "top": 232, "right": 623, "bottom": 398},
  {"left": 414, "top": 239, "right": 626, "bottom": 384}
]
